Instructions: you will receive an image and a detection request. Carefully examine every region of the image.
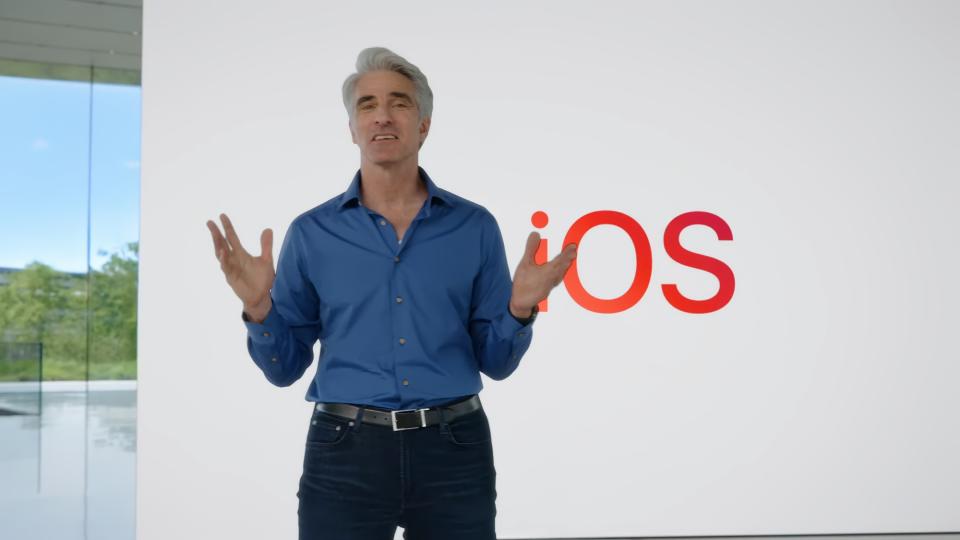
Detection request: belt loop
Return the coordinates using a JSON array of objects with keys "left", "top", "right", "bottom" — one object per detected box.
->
[
  {"left": 352, "top": 405, "right": 364, "bottom": 431},
  {"left": 437, "top": 402, "right": 451, "bottom": 432}
]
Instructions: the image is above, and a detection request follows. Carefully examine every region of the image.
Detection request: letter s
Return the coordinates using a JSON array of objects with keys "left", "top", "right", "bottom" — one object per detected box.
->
[{"left": 662, "top": 211, "right": 735, "bottom": 314}]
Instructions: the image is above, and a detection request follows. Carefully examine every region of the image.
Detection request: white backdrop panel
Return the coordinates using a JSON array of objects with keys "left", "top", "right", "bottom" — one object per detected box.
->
[{"left": 139, "top": 1, "right": 960, "bottom": 538}]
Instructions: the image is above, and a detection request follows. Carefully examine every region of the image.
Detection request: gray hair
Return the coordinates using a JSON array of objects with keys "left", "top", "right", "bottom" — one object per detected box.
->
[{"left": 342, "top": 47, "right": 434, "bottom": 126}]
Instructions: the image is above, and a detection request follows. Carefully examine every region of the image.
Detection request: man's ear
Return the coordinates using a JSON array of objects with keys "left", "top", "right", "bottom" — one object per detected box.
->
[
  {"left": 419, "top": 116, "right": 431, "bottom": 146},
  {"left": 349, "top": 120, "right": 358, "bottom": 145}
]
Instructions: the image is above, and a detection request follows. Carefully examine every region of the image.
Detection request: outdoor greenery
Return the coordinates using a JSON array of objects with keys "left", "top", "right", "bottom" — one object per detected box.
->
[{"left": 0, "top": 242, "right": 138, "bottom": 382}]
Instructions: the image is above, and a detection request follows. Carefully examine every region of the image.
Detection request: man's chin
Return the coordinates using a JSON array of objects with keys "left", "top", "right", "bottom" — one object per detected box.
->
[{"left": 363, "top": 151, "right": 415, "bottom": 168}]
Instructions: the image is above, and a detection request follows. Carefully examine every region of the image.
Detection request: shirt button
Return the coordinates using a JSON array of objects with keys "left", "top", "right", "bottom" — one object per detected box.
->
[
  {"left": 402, "top": 379, "right": 409, "bottom": 386},
  {"left": 262, "top": 331, "right": 270, "bottom": 337},
  {"left": 379, "top": 219, "right": 386, "bottom": 226},
  {"left": 271, "top": 357, "right": 278, "bottom": 363},
  {"left": 399, "top": 338, "right": 406, "bottom": 345},
  {"left": 395, "top": 296, "right": 403, "bottom": 303},
  {"left": 394, "top": 256, "right": 400, "bottom": 262}
]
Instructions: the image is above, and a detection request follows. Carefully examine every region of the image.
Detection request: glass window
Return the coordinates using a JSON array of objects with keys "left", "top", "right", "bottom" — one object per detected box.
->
[{"left": 0, "top": 71, "right": 139, "bottom": 540}]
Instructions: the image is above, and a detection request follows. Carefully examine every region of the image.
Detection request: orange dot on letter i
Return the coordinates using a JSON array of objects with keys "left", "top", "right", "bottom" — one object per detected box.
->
[{"left": 531, "top": 210, "right": 549, "bottom": 312}]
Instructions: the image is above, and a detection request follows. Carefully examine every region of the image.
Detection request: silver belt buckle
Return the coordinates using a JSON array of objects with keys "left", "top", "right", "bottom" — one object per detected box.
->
[{"left": 390, "top": 408, "right": 428, "bottom": 431}]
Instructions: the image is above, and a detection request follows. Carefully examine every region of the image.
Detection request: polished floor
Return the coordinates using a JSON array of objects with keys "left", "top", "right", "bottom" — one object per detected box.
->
[
  {"left": 0, "top": 381, "right": 136, "bottom": 540},
  {"left": 0, "top": 382, "right": 414, "bottom": 540},
  {"left": 2, "top": 384, "right": 956, "bottom": 540}
]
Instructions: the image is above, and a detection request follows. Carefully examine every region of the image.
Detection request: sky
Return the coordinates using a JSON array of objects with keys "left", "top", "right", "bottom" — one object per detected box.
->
[{"left": 0, "top": 75, "right": 141, "bottom": 274}]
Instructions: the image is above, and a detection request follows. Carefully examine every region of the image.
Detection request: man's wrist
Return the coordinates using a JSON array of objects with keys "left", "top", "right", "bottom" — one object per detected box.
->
[
  {"left": 509, "top": 300, "right": 539, "bottom": 326},
  {"left": 509, "top": 300, "right": 533, "bottom": 319},
  {"left": 243, "top": 297, "right": 272, "bottom": 324}
]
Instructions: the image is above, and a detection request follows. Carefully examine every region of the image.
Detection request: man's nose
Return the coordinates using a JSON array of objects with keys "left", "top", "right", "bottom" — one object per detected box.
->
[{"left": 374, "top": 106, "right": 392, "bottom": 125}]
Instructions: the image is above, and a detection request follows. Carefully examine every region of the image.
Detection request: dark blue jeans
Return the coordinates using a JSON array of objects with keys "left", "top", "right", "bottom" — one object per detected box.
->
[{"left": 297, "top": 396, "right": 497, "bottom": 539}]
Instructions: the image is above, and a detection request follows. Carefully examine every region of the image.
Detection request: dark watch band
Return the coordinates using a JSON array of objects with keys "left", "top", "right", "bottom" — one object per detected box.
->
[{"left": 511, "top": 303, "right": 539, "bottom": 325}]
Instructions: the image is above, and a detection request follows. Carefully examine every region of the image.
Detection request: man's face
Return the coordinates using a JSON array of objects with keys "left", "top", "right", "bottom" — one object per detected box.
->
[{"left": 349, "top": 70, "right": 430, "bottom": 166}]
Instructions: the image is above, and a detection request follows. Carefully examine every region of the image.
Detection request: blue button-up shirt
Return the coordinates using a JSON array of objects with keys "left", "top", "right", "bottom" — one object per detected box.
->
[{"left": 242, "top": 166, "right": 535, "bottom": 410}]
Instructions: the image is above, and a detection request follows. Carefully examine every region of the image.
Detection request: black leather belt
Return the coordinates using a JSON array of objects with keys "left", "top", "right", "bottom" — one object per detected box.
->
[{"left": 314, "top": 394, "right": 482, "bottom": 431}]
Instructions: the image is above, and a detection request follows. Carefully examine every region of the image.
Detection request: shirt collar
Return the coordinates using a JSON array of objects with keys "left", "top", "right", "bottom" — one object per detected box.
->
[{"left": 337, "top": 166, "right": 454, "bottom": 212}]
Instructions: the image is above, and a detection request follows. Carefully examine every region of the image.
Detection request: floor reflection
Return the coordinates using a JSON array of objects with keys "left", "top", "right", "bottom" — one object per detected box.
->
[{"left": 0, "top": 382, "right": 136, "bottom": 540}]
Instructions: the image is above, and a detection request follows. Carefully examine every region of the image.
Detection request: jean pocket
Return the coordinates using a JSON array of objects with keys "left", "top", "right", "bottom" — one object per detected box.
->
[
  {"left": 442, "top": 408, "right": 491, "bottom": 446},
  {"left": 306, "top": 410, "right": 352, "bottom": 447}
]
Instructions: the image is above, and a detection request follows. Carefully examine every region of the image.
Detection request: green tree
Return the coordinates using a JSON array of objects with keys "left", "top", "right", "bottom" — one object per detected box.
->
[
  {"left": 0, "top": 262, "right": 85, "bottom": 380},
  {"left": 89, "top": 241, "right": 139, "bottom": 379},
  {"left": 0, "top": 241, "right": 139, "bottom": 381}
]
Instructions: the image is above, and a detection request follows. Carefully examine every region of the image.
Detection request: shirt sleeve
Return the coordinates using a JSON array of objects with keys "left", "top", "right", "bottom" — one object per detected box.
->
[
  {"left": 469, "top": 210, "right": 535, "bottom": 381},
  {"left": 241, "top": 218, "right": 320, "bottom": 387}
]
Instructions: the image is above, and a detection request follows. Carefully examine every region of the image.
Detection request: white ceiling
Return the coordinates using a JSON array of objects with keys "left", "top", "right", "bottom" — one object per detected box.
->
[{"left": 0, "top": 0, "right": 141, "bottom": 72}]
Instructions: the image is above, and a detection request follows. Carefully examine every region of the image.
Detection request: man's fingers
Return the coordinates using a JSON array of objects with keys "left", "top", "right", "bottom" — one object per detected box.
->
[
  {"left": 521, "top": 231, "right": 540, "bottom": 265},
  {"left": 548, "top": 242, "right": 577, "bottom": 268},
  {"left": 220, "top": 213, "right": 247, "bottom": 255},
  {"left": 260, "top": 228, "right": 273, "bottom": 266},
  {"left": 217, "top": 247, "right": 231, "bottom": 276},
  {"left": 206, "top": 220, "right": 228, "bottom": 258},
  {"left": 545, "top": 243, "right": 577, "bottom": 283}
]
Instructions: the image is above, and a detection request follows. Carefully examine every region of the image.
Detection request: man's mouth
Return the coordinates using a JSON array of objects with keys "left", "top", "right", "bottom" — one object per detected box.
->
[{"left": 372, "top": 134, "right": 398, "bottom": 141}]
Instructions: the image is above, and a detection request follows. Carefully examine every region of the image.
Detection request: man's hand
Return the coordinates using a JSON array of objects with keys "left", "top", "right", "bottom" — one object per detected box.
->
[
  {"left": 509, "top": 232, "right": 577, "bottom": 318},
  {"left": 206, "top": 213, "right": 276, "bottom": 322}
]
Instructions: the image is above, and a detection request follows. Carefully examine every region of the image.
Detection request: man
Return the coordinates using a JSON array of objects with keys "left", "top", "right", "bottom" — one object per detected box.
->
[{"left": 206, "top": 46, "right": 577, "bottom": 539}]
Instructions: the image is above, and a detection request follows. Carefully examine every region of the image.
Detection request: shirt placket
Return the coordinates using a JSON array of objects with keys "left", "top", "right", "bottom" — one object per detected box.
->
[{"left": 365, "top": 201, "right": 431, "bottom": 400}]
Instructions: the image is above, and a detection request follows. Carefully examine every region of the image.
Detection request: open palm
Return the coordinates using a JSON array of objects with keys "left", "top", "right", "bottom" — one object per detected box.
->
[
  {"left": 206, "top": 213, "right": 275, "bottom": 312},
  {"left": 510, "top": 231, "right": 577, "bottom": 315}
]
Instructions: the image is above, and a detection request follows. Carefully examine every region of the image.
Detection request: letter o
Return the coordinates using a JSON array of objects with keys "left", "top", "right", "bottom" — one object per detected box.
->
[{"left": 562, "top": 210, "right": 653, "bottom": 314}]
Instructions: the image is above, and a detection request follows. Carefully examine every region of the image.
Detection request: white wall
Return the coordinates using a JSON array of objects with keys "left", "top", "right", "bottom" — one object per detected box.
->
[{"left": 139, "top": 1, "right": 960, "bottom": 538}]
